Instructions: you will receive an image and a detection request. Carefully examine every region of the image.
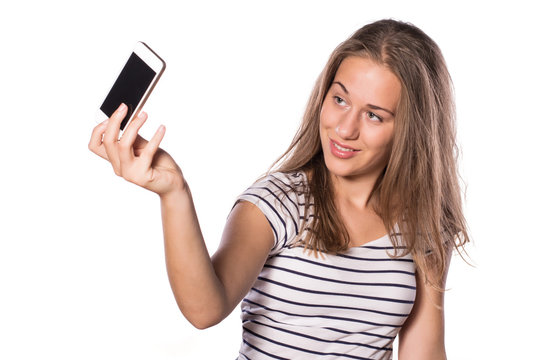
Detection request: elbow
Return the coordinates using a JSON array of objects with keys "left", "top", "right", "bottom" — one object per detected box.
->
[
  {"left": 181, "top": 306, "right": 226, "bottom": 330},
  {"left": 188, "top": 316, "right": 220, "bottom": 330},
  {"left": 169, "top": 286, "right": 230, "bottom": 329}
]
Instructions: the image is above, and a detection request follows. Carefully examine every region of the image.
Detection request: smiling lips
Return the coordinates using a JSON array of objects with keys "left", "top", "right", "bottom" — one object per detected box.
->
[{"left": 330, "top": 139, "right": 360, "bottom": 159}]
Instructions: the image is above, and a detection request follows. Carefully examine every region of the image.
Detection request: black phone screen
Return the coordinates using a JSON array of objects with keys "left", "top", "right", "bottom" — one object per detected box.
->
[{"left": 100, "top": 52, "right": 156, "bottom": 130}]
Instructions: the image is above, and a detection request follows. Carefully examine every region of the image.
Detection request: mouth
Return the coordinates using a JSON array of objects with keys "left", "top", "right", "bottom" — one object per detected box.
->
[
  {"left": 329, "top": 139, "right": 360, "bottom": 159},
  {"left": 331, "top": 139, "right": 360, "bottom": 152},
  {"left": 333, "top": 141, "right": 357, "bottom": 152}
]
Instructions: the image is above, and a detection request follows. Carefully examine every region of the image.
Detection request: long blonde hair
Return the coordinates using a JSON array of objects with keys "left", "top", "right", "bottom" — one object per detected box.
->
[{"left": 272, "top": 19, "right": 469, "bottom": 286}]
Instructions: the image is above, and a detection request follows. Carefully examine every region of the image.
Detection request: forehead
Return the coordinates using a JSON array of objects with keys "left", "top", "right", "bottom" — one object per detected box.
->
[{"left": 333, "top": 56, "right": 401, "bottom": 111}]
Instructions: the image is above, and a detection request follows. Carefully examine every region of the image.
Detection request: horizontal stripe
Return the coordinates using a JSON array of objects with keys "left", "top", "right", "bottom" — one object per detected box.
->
[
  {"left": 273, "top": 254, "right": 416, "bottom": 275},
  {"left": 335, "top": 253, "right": 414, "bottom": 262},
  {"left": 242, "top": 307, "right": 394, "bottom": 341},
  {"left": 257, "top": 277, "right": 414, "bottom": 305},
  {"left": 249, "top": 287, "right": 411, "bottom": 317},
  {"left": 244, "top": 327, "right": 375, "bottom": 360},
  {"left": 360, "top": 245, "right": 407, "bottom": 250},
  {"left": 321, "top": 325, "right": 394, "bottom": 340},
  {"left": 247, "top": 319, "right": 392, "bottom": 351},
  {"left": 264, "top": 264, "right": 416, "bottom": 290},
  {"left": 242, "top": 338, "right": 288, "bottom": 360},
  {"left": 243, "top": 297, "right": 402, "bottom": 329}
]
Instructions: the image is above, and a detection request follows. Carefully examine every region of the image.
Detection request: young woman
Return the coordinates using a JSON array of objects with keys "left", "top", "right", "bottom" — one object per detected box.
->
[{"left": 89, "top": 19, "right": 469, "bottom": 360}]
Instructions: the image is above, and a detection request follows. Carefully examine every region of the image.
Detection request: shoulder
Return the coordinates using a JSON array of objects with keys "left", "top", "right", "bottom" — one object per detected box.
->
[
  {"left": 254, "top": 171, "right": 307, "bottom": 192},
  {"left": 237, "top": 171, "right": 307, "bottom": 204},
  {"left": 236, "top": 171, "right": 308, "bottom": 254}
]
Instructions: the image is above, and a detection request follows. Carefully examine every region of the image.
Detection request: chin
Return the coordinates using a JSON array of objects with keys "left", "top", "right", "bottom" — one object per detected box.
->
[
  {"left": 323, "top": 156, "right": 360, "bottom": 178},
  {"left": 327, "top": 168, "right": 362, "bottom": 179},
  {"left": 323, "top": 154, "right": 384, "bottom": 180}
]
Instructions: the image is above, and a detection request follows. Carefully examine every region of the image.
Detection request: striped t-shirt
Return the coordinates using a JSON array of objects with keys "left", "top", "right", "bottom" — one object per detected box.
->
[{"left": 235, "top": 172, "right": 416, "bottom": 360}]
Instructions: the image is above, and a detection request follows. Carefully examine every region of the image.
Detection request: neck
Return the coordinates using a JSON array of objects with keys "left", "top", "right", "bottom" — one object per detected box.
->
[{"left": 331, "top": 171, "right": 382, "bottom": 211}]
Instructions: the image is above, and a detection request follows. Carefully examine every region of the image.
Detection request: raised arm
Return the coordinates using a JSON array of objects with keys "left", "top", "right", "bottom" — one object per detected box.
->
[{"left": 89, "top": 104, "right": 274, "bottom": 329}]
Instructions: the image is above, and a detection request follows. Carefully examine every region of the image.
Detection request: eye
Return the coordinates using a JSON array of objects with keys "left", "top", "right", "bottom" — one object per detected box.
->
[
  {"left": 367, "top": 111, "right": 382, "bottom": 122},
  {"left": 333, "top": 96, "right": 347, "bottom": 106}
]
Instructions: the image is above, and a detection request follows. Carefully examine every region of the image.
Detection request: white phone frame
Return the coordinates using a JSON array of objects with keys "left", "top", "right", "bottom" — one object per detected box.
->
[{"left": 96, "top": 41, "right": 166, "bottom": 132}]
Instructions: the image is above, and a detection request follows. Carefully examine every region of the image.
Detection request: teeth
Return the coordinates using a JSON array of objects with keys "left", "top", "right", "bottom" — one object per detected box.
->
[{"left": 334, "top": 142, "right": 354, "bottom": 152}]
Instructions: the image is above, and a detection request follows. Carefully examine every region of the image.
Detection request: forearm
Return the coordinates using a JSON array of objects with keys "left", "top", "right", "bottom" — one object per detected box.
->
[
  {"left": 160, "top": 186, "right": 227, "bottom": 329},
  {"left": 89, "top": 107, "right": 229, "bottom": 328}
]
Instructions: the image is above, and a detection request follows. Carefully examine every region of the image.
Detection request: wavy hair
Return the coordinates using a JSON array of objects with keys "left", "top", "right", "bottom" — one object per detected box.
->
[{"left": 272, "top": 19, "right": 469, "bottom": 286}]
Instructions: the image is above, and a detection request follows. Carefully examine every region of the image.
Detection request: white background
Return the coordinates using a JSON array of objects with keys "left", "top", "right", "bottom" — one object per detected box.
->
[{"left": 1, "top": 0, "right": 538, "bottom": 359}]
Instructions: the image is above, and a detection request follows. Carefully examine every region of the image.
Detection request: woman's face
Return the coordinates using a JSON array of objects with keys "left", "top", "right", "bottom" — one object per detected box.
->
[{"left": 319, "top": 56, "right": 401, "bottom": 181}]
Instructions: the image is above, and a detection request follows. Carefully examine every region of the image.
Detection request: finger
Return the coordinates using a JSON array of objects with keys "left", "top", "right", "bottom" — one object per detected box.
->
[
  {"left": 118, "top": 111, "right": 148, "bottom": 164},
  {"left": 102, "top": 104, "right": 128, "bottom": 172},
  {"left": 133, "top": 133, "right": 149, "bottom": 149},
  {"left": 141, "top": 125, "right": 166, "bottom": 164},
  {"left": 103, "top": 103, "right": 127, "bottom": 144},
  {"left": 133, "top": 134, "right": 150, "bottom": 157},
  {"left": 88, "top": 119, "right": 110, "bottom": 160}
]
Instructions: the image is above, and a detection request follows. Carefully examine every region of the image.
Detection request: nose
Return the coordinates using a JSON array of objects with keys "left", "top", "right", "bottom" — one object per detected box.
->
[{"left": 335, "top": 112, "right": 360, "bottom": 140}]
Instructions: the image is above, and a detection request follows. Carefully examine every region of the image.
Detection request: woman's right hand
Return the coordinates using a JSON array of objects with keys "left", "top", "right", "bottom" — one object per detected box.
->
[
  {"left": 89, "top": 105, "right": 275, "bottom": 330},
  {"left": 88, "top": 103, "right": 185, "bottom": 197}
]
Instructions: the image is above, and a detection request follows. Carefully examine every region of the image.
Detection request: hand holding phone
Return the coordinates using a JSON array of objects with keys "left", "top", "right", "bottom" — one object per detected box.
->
[
  {"left": 96, "top": 41, "right": 166, "bottom": 135},
  {"left": 90, "top": 42, "right": 184, "bottom": 197},
  {"left": 90, "top": 103, "right": 184, "bottom": 197}
]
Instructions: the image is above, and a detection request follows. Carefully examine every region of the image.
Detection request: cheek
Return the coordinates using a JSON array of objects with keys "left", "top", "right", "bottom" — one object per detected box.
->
[
  {"left": 319, "top": 108, "right": 330, "bottom": 141},
  {"left": 319, "top": 100, "right": 338, "bottom": 129},
  {"left": 364, "top": 126, "right": 394, "bottom": 151},
  {"left": 319, "top": 105, "right": 329, "bottom": 129}
]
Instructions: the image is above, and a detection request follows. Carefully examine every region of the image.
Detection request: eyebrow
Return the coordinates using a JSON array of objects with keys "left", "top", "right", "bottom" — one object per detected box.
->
[{"left": 332, "top": 81, "right": 396, "bottom": 117}]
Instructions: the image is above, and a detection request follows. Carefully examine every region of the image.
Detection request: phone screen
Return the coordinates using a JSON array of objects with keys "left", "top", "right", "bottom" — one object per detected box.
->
[{"left": 100, "top": 52, "right": 156, "bottom": 130}]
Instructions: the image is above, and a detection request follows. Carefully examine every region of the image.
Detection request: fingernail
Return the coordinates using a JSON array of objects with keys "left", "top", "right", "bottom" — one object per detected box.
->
[{"left": 118, "top": 103, "right": 127, "bottom": 112}]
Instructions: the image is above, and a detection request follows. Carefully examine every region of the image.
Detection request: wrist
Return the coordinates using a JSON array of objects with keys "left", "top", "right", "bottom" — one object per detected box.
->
[{"left": 160, "top": 180, "right": 191, "bottom": 205}]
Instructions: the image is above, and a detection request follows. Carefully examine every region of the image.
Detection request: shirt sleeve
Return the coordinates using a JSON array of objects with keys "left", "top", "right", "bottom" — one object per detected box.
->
[{"left": 235, "top": 172, "right": 303, "bottom": 256}]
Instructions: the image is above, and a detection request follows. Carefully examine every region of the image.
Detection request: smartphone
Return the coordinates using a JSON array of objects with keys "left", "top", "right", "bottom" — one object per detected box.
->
[{"left": 96, "top": 41, "right": 166, "bottom": 133}]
